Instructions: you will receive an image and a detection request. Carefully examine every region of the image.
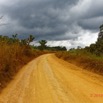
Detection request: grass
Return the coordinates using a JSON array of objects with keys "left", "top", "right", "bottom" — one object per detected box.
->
[
  {"left": 0, "top": 40, "right": 47, "bottom": 92},
  {"left": 56, "top": 49, "right": 103, "bottom": 75}
]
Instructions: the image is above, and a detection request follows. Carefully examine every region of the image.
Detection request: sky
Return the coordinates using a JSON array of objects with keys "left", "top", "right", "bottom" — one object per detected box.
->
[{"left": 0, "top": 0, "right": 102, "bottom": 49}]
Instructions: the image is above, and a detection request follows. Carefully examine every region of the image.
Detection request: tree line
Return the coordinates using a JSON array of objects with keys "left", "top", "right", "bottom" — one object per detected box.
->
[
  {"left": 0, "top": 34, "right": 67, "bottom": 51},
  {"left": 84, "top": 35, "right": 103, "bottom": 56}
]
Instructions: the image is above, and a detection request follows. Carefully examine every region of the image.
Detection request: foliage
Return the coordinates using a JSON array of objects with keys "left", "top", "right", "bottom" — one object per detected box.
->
[
  {"left": 0, "top": 34, "right": 43, "bottom": 92},
  {"left": 38, "top": 40, "right": 47, "bottom": 50},
  {"left": 46, "top": 46, "right": 67, "bottom": 51},
  {"left": 56, "top": 50, "right": 103, "bottom": 75},
  {"left": 35, "top": 40, "right": 67, "bottom": 51},
  {"left": 56, "top": 32, "right": 103, "bottom": 75},
  {"left": 84, "top": 36, "right": 103, "bottom": 56}
]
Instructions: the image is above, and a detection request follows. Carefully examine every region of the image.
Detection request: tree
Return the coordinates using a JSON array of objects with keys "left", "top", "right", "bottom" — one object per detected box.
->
[
  {"left": 27, "top": 35, "right": 35, "bottom": 45},
  {"left": 39, "top": 40, "right": 47, "bottom": 50},
  {"left": 12, "top": 34, "right": 18, "bottom": 39},
  {"left": 21, "top": 35, "right": 35, "bottom": 46}
]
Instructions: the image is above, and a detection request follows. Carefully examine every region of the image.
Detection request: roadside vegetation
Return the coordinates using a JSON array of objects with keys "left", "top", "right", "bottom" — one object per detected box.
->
[
  {"left": 0, "top": 34, "right": 49, "bottom": 92},
  {"left": 56, "top": 50, "right": 103, "bottom": 75},
  {"left": 34, "top": 39, "right": 67, "bottom": 51},
  {"left": 56, "top": 33, "right": 103, "bottom": 75},
  {"left": 0, "top": 33, "right": 67, "bottom": 92}
]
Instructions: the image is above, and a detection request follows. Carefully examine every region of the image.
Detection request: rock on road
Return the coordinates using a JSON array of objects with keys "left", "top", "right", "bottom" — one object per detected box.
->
[{"left": 0, "top": 54, "right": 103, "bottom": 103}]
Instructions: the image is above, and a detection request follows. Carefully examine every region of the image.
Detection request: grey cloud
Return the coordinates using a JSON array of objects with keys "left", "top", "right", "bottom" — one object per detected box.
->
[
  {"left": 78, "top": 16, "right": 103, "bottom": 31},
  {"left": 0, "top": 0, "right": 102, "bottom": 48},
  {"left": 83, "top": 0, "right": 103, "bottom": 18},
  {"left": 0, "top": 0, "right": 80, "bottom": 40}
]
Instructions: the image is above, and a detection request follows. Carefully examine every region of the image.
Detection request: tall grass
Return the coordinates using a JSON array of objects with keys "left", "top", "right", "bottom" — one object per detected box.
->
[
  {"left": 0, "top": 37, "right": 46, "bottom": 92},
  {"left": 56, "top": 50, "right": 103, "bottom": 75}
]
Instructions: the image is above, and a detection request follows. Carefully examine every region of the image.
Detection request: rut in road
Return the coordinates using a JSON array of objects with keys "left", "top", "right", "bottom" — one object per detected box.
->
[{"left": 0, "top": 54, "right": 103, "bottom": 103}]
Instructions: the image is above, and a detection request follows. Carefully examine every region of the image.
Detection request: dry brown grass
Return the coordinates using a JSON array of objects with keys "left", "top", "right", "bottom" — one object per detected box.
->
[
  {"left": 56, "top": 51, "right": 103, "bottom": 75},
  {"left": 0, "top": 41, "right": 46, "bottom": 92}
]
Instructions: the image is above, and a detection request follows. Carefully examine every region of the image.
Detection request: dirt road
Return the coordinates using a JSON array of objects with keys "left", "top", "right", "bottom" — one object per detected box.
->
[{"left": 0, "top": 54, "right": 103, "bottom": 103}]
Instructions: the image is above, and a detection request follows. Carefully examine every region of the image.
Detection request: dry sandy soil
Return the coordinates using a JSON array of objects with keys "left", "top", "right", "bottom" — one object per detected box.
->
[{"left": 0, "top": 54, "right": 103, "bottom": 103}]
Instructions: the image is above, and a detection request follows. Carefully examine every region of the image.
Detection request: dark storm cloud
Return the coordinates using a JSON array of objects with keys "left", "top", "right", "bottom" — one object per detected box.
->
[
  {"left": 0, "top": 0, "right": 79, "bottom": 40},
  {"left": 0, "top": 0, "right": 103, "bottom": 43},
  {"left": 78, "top": 16, "right": 103, "bottom": 31}
]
